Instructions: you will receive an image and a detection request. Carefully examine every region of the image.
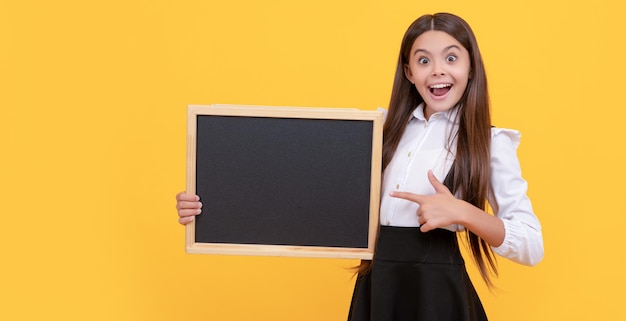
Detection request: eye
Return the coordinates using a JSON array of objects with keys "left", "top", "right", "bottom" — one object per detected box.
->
[
  {"left": 418, "top": 57, "right": 429, "bottom": 64},
  {"left": 446, "top": 55, "right": 457, "bottom": 62}
]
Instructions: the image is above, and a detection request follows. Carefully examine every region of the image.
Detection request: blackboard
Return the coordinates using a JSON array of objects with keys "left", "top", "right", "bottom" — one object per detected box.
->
[{"left": 186, "top": 105, "right": 383, "bottom": 259}]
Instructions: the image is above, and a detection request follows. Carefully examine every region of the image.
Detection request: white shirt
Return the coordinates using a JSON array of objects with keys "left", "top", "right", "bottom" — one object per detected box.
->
[{"left": 379, "top": 104, "right": 544, "bottom": 266}]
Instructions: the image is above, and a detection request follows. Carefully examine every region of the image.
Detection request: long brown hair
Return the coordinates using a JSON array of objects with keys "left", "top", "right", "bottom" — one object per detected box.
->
[{"left": 361, "top": 12, "right": 497, "bottom": 287}]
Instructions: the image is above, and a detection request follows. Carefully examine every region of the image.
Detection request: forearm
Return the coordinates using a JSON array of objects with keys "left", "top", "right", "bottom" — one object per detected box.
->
[{"left": 456, "top": 199, "right": 505, "bottom": 247}]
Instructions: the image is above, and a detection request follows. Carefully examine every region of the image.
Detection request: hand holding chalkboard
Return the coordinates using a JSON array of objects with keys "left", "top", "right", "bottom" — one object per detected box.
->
[{"left": 176, "top": 192, "right": 202, "bottom": 225}]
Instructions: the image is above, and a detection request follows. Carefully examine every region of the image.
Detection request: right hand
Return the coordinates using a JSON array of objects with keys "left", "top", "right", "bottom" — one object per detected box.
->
[{"left": 175, "top": 191, "right": 202, "bottom": 225}]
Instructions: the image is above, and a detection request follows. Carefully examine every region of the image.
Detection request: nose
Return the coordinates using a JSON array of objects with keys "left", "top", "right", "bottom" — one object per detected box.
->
[{"left": 431, "top": 60, "right": 445, "bottom": 76}]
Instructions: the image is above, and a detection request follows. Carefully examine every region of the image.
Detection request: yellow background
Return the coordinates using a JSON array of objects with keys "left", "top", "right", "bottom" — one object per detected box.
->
[{"left": 1, "top": 0, "right": 624, "bottom": 320}]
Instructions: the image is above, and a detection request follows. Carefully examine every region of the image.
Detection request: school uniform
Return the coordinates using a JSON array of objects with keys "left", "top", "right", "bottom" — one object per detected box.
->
[{"left": 348, "top": 104, "right": 543, "bottom": 321}]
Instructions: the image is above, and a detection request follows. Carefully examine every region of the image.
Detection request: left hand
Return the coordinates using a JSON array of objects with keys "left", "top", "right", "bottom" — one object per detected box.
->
[{"left": 389, "top": 170, "right": 462, "bottom": 232}]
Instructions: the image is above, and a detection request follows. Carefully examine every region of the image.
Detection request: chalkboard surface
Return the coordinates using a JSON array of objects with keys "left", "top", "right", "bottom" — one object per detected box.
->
[{"left": 186, "top": 105, "right": 383, "bottom": 259}]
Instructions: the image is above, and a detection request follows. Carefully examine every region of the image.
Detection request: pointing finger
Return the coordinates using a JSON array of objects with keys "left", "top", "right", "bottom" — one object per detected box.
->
[{"left": 389, "top": 191, "right": 426, "bottom": 204}]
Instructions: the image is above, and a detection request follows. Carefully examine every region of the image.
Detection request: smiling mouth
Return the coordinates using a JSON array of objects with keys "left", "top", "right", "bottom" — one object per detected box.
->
[{"left": 430, "top": 83, "right": 451, "bottom": 96}]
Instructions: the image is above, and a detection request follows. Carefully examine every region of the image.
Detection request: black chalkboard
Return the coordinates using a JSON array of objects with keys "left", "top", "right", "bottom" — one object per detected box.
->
[{"left": 185, "top": 105, "right": 383, "bottom": 259}]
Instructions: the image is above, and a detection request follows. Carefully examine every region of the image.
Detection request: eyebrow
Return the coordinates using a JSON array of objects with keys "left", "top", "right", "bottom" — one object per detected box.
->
[{"left": 414, "top": 44, "right": 462, "bottom": 56}]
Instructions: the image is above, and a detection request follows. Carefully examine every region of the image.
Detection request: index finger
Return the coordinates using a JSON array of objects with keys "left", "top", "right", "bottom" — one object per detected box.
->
[
  {"left": 176, "top": 191, "right": 200, "bottom": 202},
  {"left": 389, "top": 191, "right": 425, "bottom": 204}
]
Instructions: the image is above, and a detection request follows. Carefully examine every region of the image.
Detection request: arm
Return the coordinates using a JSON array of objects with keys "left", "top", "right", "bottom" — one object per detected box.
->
[
  {"left": 456, "top": 199, "right": 505, "bottom": 247},
  {"left": 390, "top": 171, "right": 505, "bottom": 247},
  {"left": 487, "top": 129, "right": 544, "bottom": 266},
  {"left": 389, "top": 129, "right": 543, "bottom": 266}
]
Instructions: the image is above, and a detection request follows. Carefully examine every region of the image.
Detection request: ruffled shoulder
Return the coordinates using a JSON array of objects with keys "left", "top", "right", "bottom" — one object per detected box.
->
[{"left": 491, "top": 127, "right": 521, "bottom": 149}]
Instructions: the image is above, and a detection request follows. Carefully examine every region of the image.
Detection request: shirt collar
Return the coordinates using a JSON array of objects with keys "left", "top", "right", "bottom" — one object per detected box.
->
[{"left": 410, "top": 103, "right": 461, "bottom": 123}]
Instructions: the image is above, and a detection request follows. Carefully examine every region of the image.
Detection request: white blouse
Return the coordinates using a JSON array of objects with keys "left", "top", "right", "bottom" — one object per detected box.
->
[{"left": 379, "top": 104, "right": 544, "bottom": 266}]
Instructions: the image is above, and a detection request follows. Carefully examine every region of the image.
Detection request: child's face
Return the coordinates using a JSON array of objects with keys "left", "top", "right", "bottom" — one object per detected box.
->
[{"left": 404, "top": 30, "right": 471, "bottom": 119}]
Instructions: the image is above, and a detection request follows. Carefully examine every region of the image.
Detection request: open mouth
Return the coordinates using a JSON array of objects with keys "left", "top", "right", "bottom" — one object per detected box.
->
[{"left": 429, "top": 83, "right": 451, "bottom": 97}]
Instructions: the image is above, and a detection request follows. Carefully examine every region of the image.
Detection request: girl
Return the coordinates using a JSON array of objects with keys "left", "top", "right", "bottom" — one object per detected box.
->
[{"left": 176, "top": 12, "right": 543, "bottom": 321}]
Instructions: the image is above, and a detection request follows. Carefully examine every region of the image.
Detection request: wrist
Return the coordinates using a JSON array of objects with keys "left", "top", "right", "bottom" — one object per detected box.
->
[{"left": 455, "top": 199, "right": 477, "bottom": 226}]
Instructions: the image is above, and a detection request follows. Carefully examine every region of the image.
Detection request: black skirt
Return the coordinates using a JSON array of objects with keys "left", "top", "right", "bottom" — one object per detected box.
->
[{"left": 348, "top": 226, "right": 488, "bottom": 321}]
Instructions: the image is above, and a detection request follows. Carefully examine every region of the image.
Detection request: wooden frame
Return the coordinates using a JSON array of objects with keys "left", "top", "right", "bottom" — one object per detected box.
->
[{"left": 186, "top": 104, "right": 383, "bottom": 259}]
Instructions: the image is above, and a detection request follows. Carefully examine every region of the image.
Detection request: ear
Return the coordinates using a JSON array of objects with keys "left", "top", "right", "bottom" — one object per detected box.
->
[{"left": 404, "top": 64, "right": 415, "bottom": 84}]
